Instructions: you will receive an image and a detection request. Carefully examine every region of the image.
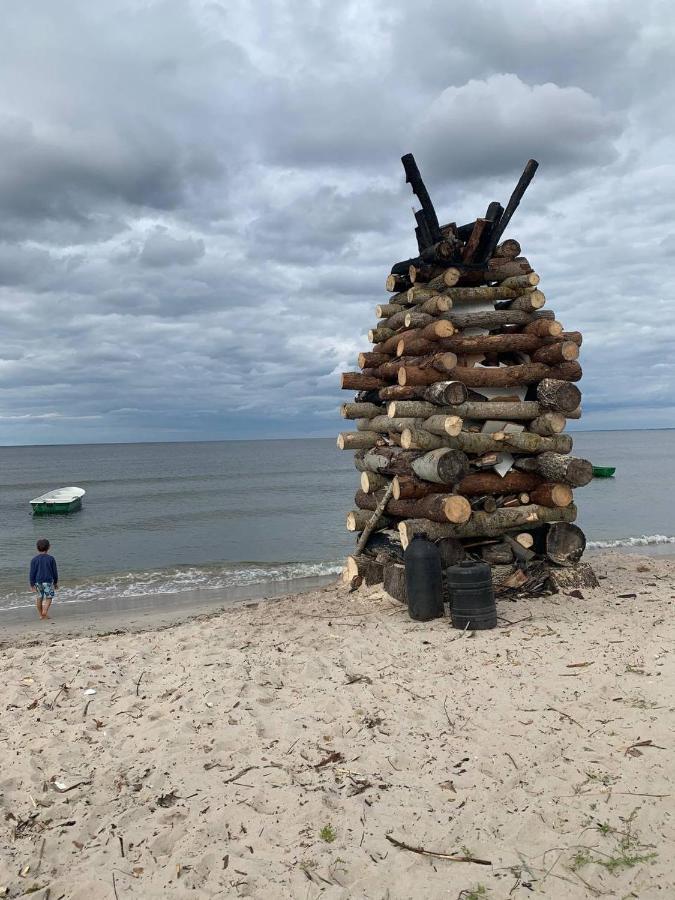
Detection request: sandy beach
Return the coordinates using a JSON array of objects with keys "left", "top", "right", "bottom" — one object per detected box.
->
[{"left": 1, "top": 550, "right": 674, "bottom": 899}]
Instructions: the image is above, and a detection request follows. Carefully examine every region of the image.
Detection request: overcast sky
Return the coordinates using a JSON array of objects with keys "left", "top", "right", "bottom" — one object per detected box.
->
[{"left": 1, "top": 0, "right": 673, "bottom": 445}]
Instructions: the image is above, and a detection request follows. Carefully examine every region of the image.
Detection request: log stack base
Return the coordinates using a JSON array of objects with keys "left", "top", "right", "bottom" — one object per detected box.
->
[{"left": 338, "top": 157, "right": 596, "bottom": 600}]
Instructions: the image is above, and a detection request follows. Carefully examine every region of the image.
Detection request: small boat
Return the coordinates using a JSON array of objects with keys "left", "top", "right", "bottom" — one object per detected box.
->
[
  {"left": 30, "top": 486, "right": 86, "bottom": 515},
  {"left": 592, "top": 466, "right": 616, "bottom": 478}
]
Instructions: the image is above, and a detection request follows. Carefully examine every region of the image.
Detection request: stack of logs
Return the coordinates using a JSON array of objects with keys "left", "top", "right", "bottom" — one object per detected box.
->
[{"left": 338, "top": 155, "right": 598, "bottom": 600}]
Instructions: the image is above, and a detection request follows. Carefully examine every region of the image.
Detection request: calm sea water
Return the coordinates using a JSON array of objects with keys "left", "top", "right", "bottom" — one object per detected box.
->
[{"left": 0, "top": 431, "right": 673, "bottom": 612}]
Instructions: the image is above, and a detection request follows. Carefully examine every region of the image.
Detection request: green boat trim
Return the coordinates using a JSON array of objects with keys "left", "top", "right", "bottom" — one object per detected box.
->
[
  {"left": 592, "top": 466, "right": 616, "bottom": 478},
  {"left": 30, "top": 486, "right": 86, "bottom": 515}
]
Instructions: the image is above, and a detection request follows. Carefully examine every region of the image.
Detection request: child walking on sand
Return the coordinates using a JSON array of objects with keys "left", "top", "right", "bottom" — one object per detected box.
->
[{"left": 30, "top": 538, "right": 59, "bottom": 620}]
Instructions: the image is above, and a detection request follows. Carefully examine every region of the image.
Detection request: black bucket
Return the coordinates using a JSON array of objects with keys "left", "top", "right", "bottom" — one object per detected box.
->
[
  {"left": 404, "top": 536, "right": 444, "bottom": 621},
  {"left": 447, "top": 560, "right": 497, "bottom": 630}
]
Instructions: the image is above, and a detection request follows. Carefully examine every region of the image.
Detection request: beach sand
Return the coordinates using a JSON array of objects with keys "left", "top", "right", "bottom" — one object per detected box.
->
[{"left": 1, "top": 551, "right": 673, "bottom": 899}]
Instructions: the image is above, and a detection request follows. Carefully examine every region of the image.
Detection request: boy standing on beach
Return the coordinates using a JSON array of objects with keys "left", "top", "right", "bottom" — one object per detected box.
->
[{"left": 30, "top": 538, "right": 59, "bottom": 620}]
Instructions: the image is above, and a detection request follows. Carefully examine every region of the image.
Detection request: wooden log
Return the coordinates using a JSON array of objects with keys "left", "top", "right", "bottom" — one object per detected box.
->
[
  {"left": 368, "top": 326, "right": 396, "bottom": 344},
  {"left": 356, "top": 447, "right": 421, "bottom": 476},
  {"left": 529, "top": 483, "right": 573, "bottom": 508},
  {"left": 522, "top": 319, "right": 563, "bottom": 337},
  {"left": 514, "top": 533, "right": 534, "bottom": 549},
  {"left": 364, "top": 528, "right": 404, "bottom": 561},
  {"left": 501, "top": 290, "right": 545, "bottom": 311},
  {"left": 482, "top": 542, "right": 514, "bottom": 565},
  {"left": 444, "top": 283, "right": 532, "bottom": 303},
  {"left": 358, "top": 351, "right": 391, "bottom": 369},
  {"left": 347, "top": 509, "right": 390, "bottom": 533},
  {"left": 364, "top": 415, "right": 421, "bottom": 434},
  {"left": 397, "top": 361, "right": 456, "bottom": 386},
  {"left": 514, "top": 453, "right": 593, "bottom": 487},
  {"left": 343, "top": 555, "right": 384, "bottom": 586},
  {"left": 493, "top": 239, "right": 521, "bottom": 259},
  {"left": 406, "top": 286, "right": 439, "bottom": 304},
  {"left": 386, "top": 273, "right": 411, "bottom": 293},
  {"left": 398, "top": 503, "right": 576, "bottom": 547},
  {"left": 355, "top": 489, "right": 471, "bottom": 525},
  {"left": 378, "top": 385, "right": 426, "bottom": 401},
  {"left": 402, "top": 311, "right": 433, "bottom": 331},
  {"left": 354, "top": 481, "right": 396, "bottom": 553},
  {"left": 415, "top": 319, "right": 456, "bottom": 340},
  {"left": 394, "top": 470, "right": 543, "bottom": 500},
  {"left": 401, "top": 427, "right": 445, "bottom": 451},
  {"left": 376, "top": 302, "right": 405, "bottom": 319},
  {"left": 436, "top": 333, "right": 543, "bottom": 355},
  {"left": 462, "top": 218, "right": 489, "bottom": 262},
  {"left": 410, "top": 448, "right": 471, "bottom": 484},
  {"left": 545, "top": 522, "right": 587, "bottom": 566},
  {"left": 423, "top": 380, "right": 469, "bottom": 406},
  {"left": 532, "top": 342, "right": 579, "bottom": 365},
  {"left": 417, "top": 361, "right": 582, "bottom": 389},
  {"left": 337, "top": 431, "right": 381, "bottom": 450},
  {"left": 528, "top": 412, "right": 567, "bottom": 436},
  {"left": 541, "top": 331, "right": 582, "bottom": 347},
  {"left": 500, "top": 273, "right": 540, "bottom": 291},
  {"left": 449, "top": 400, "right": 542, "bottom": 420},
  {"left": 537, "top": 379, "right": 582, "bottom": 413},
  {"left": 404, "top": 430, "right": 571, "bottom": 455},
  {"left": 341, "top": 402, "right": 382, "bottom": 419},
  {"left": 388, "top": 400, "right": 438, "bottom": 419},
  {"left": 422, "top": 414, "right": 463, "bottom": 437},
  {"left": 547, "top": 562, "right": 599, "bottom": 592},
  {"left": 383, "top": 562, "right": 407, "bottom": 603},
  {"left": 436, "top": 537, "right": 466, "bottom": 567},
  {"left": 361, "top": 471, "right": 390, "bottom": 494},
  {"left": 409, "top": 263, "right": 444, "bottom": 284},
  {"left": 341, "top": 372, "right": 387, "bottom": 391},
  {"left": 418, "top": 296, "right": 452, "bottom": 315},
  {"left": 445, "top": 309, "right": 535, "bottom": 330},
  {"left": 427, "top": 267, "right": 462, "bottom": 291},
  {"left": 401, "top": 153, "right": 442, "bottom": 245},
  {"left": 484, "top": 159, "right": 539, "bottom": 258}
]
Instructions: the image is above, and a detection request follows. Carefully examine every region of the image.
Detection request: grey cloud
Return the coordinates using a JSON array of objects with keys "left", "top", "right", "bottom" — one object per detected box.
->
[{"left": 139, "top": 230, "right": 206, "bottom": 267}]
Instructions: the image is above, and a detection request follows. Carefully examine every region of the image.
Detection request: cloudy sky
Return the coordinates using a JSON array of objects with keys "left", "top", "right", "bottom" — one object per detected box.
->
[{"left": 1, "top": 0, "right": 673, "bottom": 445}]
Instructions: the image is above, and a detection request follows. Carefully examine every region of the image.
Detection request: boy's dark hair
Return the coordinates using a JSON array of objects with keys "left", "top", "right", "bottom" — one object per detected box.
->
[{"left": 36, "top": 538, "right": 50, "bottom": 552}]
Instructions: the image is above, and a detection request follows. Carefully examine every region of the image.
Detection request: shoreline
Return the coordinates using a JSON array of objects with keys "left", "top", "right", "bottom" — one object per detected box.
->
[{"left": 1, "top": 549, "right": 673, "bottom": 898}]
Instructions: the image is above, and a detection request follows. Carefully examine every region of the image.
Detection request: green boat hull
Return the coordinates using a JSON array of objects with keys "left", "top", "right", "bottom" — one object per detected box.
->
[
  {"left": 592, "top": 466, "right": 616, "bottom": 478},
  {"left": 31, "top": 498, "right": 83, "bottom": 515}
]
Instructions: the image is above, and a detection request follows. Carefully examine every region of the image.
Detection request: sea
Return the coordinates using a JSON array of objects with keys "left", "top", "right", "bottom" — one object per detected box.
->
[{"left": 1, "top": 431, "right": 673, "bottom": 614}]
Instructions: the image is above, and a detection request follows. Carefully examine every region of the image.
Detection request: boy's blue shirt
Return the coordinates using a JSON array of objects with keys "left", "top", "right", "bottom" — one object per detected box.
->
[{"left": 29, "top": 553, "right": 58, "bottom": 587}]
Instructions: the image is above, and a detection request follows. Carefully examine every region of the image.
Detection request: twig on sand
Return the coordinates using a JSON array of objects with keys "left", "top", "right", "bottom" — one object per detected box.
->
[
  {"left": 385, "top": 834, "right": 491, "bottom": 865},
  {"left": 135, "top": 670, "right": 146, "bottom": 697},
  {"left": 112, "top": 871, "right": 119, "bottom": 900},
  {"left": 546, "top": 706, "right": 584, "bottom": 729},
  {"left": 224, "top": 766, "right": 258, "bottom": 784}
]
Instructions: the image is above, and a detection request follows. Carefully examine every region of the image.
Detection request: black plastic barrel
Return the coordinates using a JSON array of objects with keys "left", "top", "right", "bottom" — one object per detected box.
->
[
  {"left": 404, "top": 536, "right": 444, "bottom": 621},
  {"left": 447, "top": 560, "right": 497, "bottom": 630}
]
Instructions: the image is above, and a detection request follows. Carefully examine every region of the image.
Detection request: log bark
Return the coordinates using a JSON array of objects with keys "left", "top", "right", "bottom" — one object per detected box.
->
[
  {"left": 541, "top": 331, "right": 582, "bottom": 347},
  {"left": 408, "top": 263, "right": 445, "bottom": 284},
  {"left": 427, "top": 267, "right": 462, "bottom": 291},
  {"left": 376, "top": 302, "right": 405, "bottom": 319},
  {"left": 341, "top": 372, "right": 387, "bottom": 391},
  {"left": 378, "top": 385, "right": 426, "bottom": 401},
  {"left": 401, "top": 427, "right": 445, "bottom": 451},
  {"left": 398, "top": 502, "right": 576, "bottom": 547},
  {"left": 436, "top": 333, "right": 544, "bottom": 355},
  {"left": 354, "top": 481, "right": 396, "bottom": 553},
  {"left": 484, "top": 159, "right": 539, "bottom": 257},
  {"left": 355, "top": 489, "right": 471, "bottom": 525},
  {"left": 406, "top": 285, "right": 439, "bottom": 304},
  {"left": 493, "top": 239, "right": 521, "bottom": 259},
  {"left": 449, "top": 400, "right": 542, "bottom": 420},
  {"left": 359, "top": 415, "right": 421, "bottom": 434},
  {"left": 501, "top": 290, "right": 545, "bottom": 311},
  {"left": 394, "top": 470, "right": 543, "bottom": 500},
  {"left": 358, "top": 351, "right": 391, "bottom": 369},
  {"left": 423, "top": 380, "right": 469, "bottom": 405},
  {"left": 355, "top": 447, "right": 421, "bottom": 476},
  {"left": 537, "top": 378, "right": 583, "bottom": 413},
  {"left": 409, "top": 361, "right": 579, "bottom": 389},
  {"left": 403, "top": 430, "right": 571, "bottom": 455},
  {"left": 547, "top": 562, "right": 599, "bottom": 592},
  {"left": 532, "top": 341, "right": 579, "bottom": 365},
  {"left": 337, "top": 431, "right": 381, "bottom": 450},
  {"left": 410, "top": 448, "right": 471, "bottom": 484},
  {"left": 482, "top": 542, "right": 514, "bottom": 565},
  {"left": 522, "top": 319, "right": 563, "bottom": 337},
  {"left": 343, "top": 555, "right": 384, "bottom": 586},
  {"left": 514, "top": 453, "right": 593, "bottom": 487},
  {"left": 444, "top": 283, "right": 533, "bottom": 303},
  {"left": 445, "top": 309, "right": 535, "bottom": 330},
  {"left": 386, "top": 273, "right": 411, "bottom": 293},
  {"left": 527, "top": 412, "right": 567, "bottom": 435},
  {"left": 360, "top": 471, "right": 390, "bottom": 494},
  {"left": 529, "top": 483, "right": 574, "bottom": 508},
  {"left": 462, "top": 218, "right": 489, "bottom": 262},
  {"left": 368, "top": 326, "right": 396, "bottom": 344},
  {"left": 417, "top": 296, "right": 452, "bottom": 315},
  {"left": 341, "top": 402, "right": 382, "bottom": 419},
  {"left": 383, "top": 562, "right": 407, "bottom": 603},
  {"left": 422, "top": 414, "right": 463, "bottom": 437},
  {"left": 347, "top": 509, "right": 391, "bottom": 533},
  {"left": 436, "top": 537, "right": 467, "bottom": 567}
]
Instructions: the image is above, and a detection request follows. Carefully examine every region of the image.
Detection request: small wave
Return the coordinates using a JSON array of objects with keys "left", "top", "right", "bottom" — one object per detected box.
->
[
  {"left": 0, "top": 560, "right": 343, "bottom": 612},
  {"left": 588, "top": 535, "right": 675, "bottom": 549}
]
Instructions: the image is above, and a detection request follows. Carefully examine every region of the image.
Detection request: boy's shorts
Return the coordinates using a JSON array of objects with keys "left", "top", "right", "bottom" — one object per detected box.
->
[{"left": 36, "top": 582, "right": 55, "bottom": 600}]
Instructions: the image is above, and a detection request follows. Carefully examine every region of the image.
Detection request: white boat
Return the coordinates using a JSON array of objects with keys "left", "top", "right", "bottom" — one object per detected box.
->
[{"left": 30, "top": 486, "right": 86, "bottom": 515}]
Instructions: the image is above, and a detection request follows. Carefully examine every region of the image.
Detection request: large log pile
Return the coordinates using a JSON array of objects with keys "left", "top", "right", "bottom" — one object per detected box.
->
[{"left": 338, "top": 156, "right": 597, "bottom": 599}]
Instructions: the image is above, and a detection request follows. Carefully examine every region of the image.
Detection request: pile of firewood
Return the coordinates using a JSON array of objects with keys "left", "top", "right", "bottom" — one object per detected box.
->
[{"left": 338, "top": 156, "right": 598, "bottom": 599}]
